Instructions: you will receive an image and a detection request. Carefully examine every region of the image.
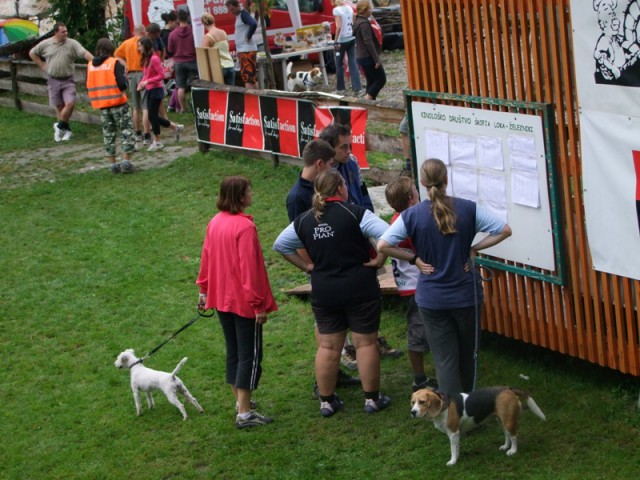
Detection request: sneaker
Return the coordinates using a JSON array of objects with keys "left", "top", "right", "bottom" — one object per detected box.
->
[
  {"left": 364, "top": 394, "right": 391, "bottom": 413},
  {"left": 174, "top": 124, "right": 184, "bottom": 142},
  {"left": 335, "top": 90, "right": 346, "bottom": 95},
  {"left": 134, "top": 133, "right": 144, "bottom": 142},
  {"left": 320, "top": 396, "right": 344, "bottom": 417},
  {"left": 341, "top": 345, "right": 357, "bottom": 370},
  {"left": 147, "top": 141, "right": 164, "bottom": 151},
  {"left": 121, "top": 160, "right": 134, "bottom": 173},
  {"left": 110, "top": 162, "right": 121, "bottom": 174},
  {"left": 235, "top": 399, "right": 259, "bottom": 414},
  {"left": 235, "top": 410, "right": 273, "bottom": 429},
  {"left": 61, "top": 129, "right": 73, "bottom": 142},
  {"left": 377, "top": 336, "right": 403, "bottom": 358},
  {"left": 53, "top": 123, "right": 62, "bottom": 142},
  {"left": 336, "top": 369, "right": 361, "bottom": 388},
  {"left": 412, "top": 377, "right": 439, "bottom": 392},
  {"left": 143, "top": 134, "right": 153, "bottom": 146},
  {"left": 354, "top": 90, "right": 366, "bottom": 98}
]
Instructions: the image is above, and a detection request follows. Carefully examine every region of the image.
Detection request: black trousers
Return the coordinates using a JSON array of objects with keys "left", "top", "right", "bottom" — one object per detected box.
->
[{"left": 218, "top": 310, "right": 263, "bottom": 390}]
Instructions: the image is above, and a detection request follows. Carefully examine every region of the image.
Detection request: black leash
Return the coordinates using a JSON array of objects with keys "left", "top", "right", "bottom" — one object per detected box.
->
[
  {"left": 471, "top": 262, "right": 493, "bottom": 392},
  {"left": 129, "top": 309, "right": 215, "bottom": 368}
]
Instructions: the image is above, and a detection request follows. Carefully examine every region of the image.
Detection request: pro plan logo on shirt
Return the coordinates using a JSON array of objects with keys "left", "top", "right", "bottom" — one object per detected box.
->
[{"left": 313, "top": 223, "right": 335, "bottom": 240}]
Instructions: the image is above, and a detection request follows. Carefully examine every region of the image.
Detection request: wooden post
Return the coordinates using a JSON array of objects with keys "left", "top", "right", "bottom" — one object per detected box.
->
[
  {"left": 256, "top": 1, "right": 276, "bottom": 89},
  {"left": 10, "top": 61, "right": 22, "bottom": 111}
]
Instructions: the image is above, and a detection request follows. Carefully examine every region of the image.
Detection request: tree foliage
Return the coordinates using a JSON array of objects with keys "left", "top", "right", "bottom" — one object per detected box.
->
[{"left": 46, "top": 0, "right": 108, "bottom": 53}]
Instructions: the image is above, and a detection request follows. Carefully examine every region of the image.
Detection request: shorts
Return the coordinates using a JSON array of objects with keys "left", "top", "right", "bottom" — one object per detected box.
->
[
  {"left": 47, "top": 76, "right": 76, "bottom": 107},
  {"left": 238, "top": 51, "right": 257, "bottom": 85},
  {"left": 174, "top": 60, "right": 199, "bottom": 89},
  {"left": 312, "top": 298, "right": 381, "bottom": 335},
  {"left": 406, "top": 295, "right": 429, "bottom": 352},
  {"left": 126, "top": 71, "right": 143, "bottom": 110}
]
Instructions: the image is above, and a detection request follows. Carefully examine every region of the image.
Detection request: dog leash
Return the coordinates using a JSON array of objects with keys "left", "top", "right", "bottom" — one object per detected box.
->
[
  {"left": 471, "top": 262, "right": 493, "bottom": 392},
  {"left": 129, "top": 309, "right": 215, "bottom": 368}
]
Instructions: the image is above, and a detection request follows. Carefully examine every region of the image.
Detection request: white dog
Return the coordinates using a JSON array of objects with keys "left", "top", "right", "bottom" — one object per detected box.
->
[
  {"left": 114, "top": 349, "right": 204, "bottom": 420},
  {"left": 286, "top": 61, "right": 323, "bottom": 91}
]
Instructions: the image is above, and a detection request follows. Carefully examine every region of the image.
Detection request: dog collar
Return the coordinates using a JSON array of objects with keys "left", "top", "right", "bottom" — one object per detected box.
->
[{"left": 302, "top": 72, "right": 316, "bottom": 87}]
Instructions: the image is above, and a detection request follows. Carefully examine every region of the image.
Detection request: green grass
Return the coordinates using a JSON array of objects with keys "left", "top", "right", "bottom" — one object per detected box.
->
[
  {"left": 0, "top": 106, "right": 104, "bottom": 153},
  {"left": 2, "top": 109, "right": 640, "bottom": 479}
]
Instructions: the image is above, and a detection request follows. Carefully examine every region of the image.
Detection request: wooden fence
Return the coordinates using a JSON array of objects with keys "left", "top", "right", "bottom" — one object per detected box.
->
[
  {"left": 0, "top": 60, "right": 100, "bottom": 125},
  {"left": 399, "top": 0, "right": 640, "bottom": 375},
  {"left": 0, "top": 60, "right": 406, "bottom": 156}
]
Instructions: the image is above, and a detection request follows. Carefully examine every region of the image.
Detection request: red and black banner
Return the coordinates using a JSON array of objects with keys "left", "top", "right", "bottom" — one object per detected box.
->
[
  {"left": 315, "top": 106, "right": 368, "bottom": 168},
  {"left": 192, "top": 88, "right": 368, "bottom": 167}
]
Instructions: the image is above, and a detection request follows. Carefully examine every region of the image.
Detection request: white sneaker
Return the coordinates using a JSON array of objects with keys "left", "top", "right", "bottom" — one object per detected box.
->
[
  {"left": 147, "top": 141, "right": 164, "bottom": 151},
  {"left": 61, "top": 129, "right": 73, "bottom": 141},
  {"left": 175, "top": 124, "right": 184, "bottom": 142},
  {"left": 53, "top": 123, "right": 62, "bottom": 142}
]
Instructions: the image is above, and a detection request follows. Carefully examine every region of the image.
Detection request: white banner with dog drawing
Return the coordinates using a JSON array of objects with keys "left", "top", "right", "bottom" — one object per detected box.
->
[{"left": 571, "top": 0, "right": 640, "bottom": 280}]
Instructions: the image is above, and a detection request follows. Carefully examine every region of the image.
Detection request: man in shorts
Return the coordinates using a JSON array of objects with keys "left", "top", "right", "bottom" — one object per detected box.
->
[
  {"left": 226, "top": 0, "right": 258, "bottom": 89},
  {"left": 29, "top": 22, "right": 93, "bottom": 142}
]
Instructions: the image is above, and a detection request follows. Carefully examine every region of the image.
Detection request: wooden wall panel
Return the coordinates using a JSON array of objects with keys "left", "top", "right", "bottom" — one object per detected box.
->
[{"left": 400, "top": 0, "right": 640, "bottom": 375}]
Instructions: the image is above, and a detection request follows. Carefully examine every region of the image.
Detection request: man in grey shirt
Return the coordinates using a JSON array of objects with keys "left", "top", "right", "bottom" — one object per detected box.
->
[{"left": 29, "top": 22, "right": 93, "bottom": 142}]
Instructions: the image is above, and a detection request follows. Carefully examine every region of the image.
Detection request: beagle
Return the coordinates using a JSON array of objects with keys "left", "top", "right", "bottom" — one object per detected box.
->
[{"left": 410, "top": 387, "right": 546, "bottom": 466}]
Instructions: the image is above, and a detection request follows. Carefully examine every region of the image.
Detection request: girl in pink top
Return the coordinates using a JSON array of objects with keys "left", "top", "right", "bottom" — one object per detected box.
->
[{"left": 136, "top": 37, "right": 182, "bottom": 151}]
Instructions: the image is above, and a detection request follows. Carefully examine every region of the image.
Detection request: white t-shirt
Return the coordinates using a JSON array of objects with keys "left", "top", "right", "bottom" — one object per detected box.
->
[{"left": 333, "top": 5, "right": 354, "bottom": 40}]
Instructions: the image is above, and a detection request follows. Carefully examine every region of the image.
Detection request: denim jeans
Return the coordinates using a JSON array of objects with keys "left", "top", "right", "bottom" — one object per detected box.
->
[{"left": 335, "top": 39, "right": 361, "bottom": 92}]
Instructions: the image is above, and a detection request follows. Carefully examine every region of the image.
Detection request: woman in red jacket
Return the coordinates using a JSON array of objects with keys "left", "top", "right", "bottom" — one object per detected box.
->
[
  {"left": 197, "top": 176, "right": 278, "bottom": 429},
  {"left": 136, "top": 36, "right": 183, "bottom": 151}
]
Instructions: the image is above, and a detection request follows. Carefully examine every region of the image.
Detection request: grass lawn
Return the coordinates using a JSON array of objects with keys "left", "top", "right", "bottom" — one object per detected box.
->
[{"left": 1, "top": 108, "right": 640, "bottom": 479}]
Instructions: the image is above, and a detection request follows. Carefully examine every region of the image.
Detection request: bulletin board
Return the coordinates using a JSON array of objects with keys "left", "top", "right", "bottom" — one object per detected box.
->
[{"left": 405, "top": 91, "right": 566, "bottom": 285}]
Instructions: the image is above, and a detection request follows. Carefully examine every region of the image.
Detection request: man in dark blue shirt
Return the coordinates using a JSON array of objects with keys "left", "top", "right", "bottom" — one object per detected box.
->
[{"left": 286, "top": 139, "right": 336, "bottom": 221}]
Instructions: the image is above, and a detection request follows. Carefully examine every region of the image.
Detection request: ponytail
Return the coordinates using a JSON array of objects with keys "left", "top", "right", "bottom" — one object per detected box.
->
[
  {"left": 420, "top": 159, "right": 457, "bottom": 234},
  {"left": 312, "top": 170, "right": 343, "bottom": 221}
]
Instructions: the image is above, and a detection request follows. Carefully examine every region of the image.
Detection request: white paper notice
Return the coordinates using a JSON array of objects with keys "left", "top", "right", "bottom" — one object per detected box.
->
[
  {"left": 450, "top": 135, "right": 476, "bottom": 167},
  {"left": 424, "top": 130, "right": 450, "bottom": 164},
  {"left": 451, "top": 166, "right": 477, "bottom": 201},
  {"left": 477, "top": 136, "right": 504, "bottom": 170},
  {"left": 511, "top": 170, "right": 540, "bottom": 208},
  {"left": 508, "top": 135, "right": 537, "bottom": 172},
  {"left": 478, "top": 171, "right": 508, "bottom": 222}
]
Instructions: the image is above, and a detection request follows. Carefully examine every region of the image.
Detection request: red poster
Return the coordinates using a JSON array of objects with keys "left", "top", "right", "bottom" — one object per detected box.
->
[
  {"left": 277, "top": 97, "right": 300, "bottom": 157},
  {"left": 207, "top": 90, "right": 227, "bottom": 145},
  {"left": 241, "top": 94, "right": 264, "bottom": 151}
]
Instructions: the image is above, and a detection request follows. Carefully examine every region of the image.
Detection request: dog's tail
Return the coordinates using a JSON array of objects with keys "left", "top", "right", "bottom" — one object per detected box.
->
[
  {"left": 525, "top": 396, "right": 546, "bottom": 421},
  {"left": 512, "top": 388, "right": 546, "bottom": 421},
  {"left": 171, "top": 357, "right": 188, "bottom": 377},
  {"left": 286, "top": 61, "right": 293, "bottom": 77}
]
